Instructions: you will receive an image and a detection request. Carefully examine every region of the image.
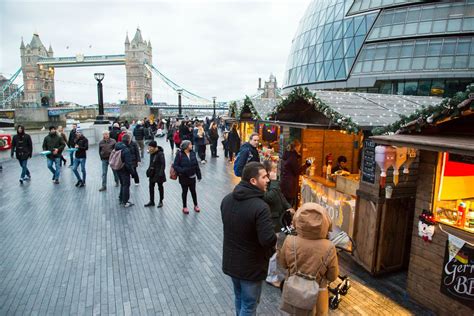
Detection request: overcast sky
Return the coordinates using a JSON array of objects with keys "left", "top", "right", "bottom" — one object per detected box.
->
[{"left": 0, "top": 0, "right": 311, "bottom": 105}]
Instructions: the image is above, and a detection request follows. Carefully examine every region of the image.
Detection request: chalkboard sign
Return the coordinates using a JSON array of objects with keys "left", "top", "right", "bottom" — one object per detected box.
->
[
  {"left": 362, "top": 139, "right": 376, "bottom": 184},
  {"left": 440, "top": 240, "right": 474, "bottom": 308}
]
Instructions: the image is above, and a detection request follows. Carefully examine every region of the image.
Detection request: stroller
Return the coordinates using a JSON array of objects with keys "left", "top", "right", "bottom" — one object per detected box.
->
[{"left": 280, "top": 210, "right": 355, "bottom": 310}]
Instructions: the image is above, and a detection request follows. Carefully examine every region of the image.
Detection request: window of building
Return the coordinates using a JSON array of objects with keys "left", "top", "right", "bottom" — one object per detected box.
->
[
  {"left": 440, "top": 56, "right": 454, "bottom": 69},
  {"left": 433, "top": 153, "right": 474, "bottom": 234}
]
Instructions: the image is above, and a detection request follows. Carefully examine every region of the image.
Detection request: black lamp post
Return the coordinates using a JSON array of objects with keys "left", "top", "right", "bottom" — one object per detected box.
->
[
  {"left": 212, "top": 97, "right": 216, "bottom": 120},
  {"left": 94, "top": 73, "right": 108, "bottom": 124},
  {"left": 177, "top": 89, "right": 183, "bottom": 119}
]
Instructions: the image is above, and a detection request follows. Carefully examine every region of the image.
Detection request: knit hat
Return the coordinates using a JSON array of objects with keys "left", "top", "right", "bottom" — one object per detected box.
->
[{"left": 148, "top": 141, "right": 158, "bottom": 148}]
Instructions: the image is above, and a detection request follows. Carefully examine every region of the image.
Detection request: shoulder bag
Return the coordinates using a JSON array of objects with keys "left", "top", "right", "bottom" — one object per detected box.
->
[{"left": 280, "top": 237, "right": 332, "bottom": 311}]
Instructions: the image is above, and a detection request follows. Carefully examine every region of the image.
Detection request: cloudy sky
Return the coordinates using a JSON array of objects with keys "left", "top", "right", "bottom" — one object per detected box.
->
[{"left": 0, "top": 0, "right": 311, "bottom": 105}]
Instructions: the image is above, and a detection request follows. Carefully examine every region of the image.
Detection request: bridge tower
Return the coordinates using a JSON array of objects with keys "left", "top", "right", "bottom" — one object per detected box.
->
[
  {"left": 122, "top": 28, "right": 152, "bottom": 119},
  {"left": 20, "top": 34, "right": 55, "bottom": 107}
]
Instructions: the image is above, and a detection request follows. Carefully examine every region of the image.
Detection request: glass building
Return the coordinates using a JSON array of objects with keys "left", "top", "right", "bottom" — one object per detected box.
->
[{"left": 283, "top": 0, "right": 474, "bottom": 97}]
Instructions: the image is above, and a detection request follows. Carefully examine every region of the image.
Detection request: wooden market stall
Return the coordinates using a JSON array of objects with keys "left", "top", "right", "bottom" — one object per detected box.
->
[
  {"left": 269, "top": 88, "right": 444, "bottom": 273},
  {"left": 370, "top": 88, "right": 474, "bottom": 314}
]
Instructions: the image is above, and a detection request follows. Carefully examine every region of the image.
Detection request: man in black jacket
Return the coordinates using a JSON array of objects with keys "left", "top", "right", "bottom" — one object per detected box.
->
[
  {"left": 67, "top": 123, "right": 77, "bottom": 166},
  {"left": 11, "top": 125, "right": 33, "bottom": 184},
  {"left": 221, "top": 161, "right": 276, "bottom": 315},
  {"left": 235, "top": 133, "right": 260, "bottom": 177},
  {"left": 133, "top": 121, "right": 145, "bottom": 158},
  {"left": 43, "top": 126, "right": 66, "bottom": 184},
  {"left": 115, "top": 134, "right": 136, "bottom": 207},
  {"left": 72, "top": 129, "right": 89, "bottom": 187}
]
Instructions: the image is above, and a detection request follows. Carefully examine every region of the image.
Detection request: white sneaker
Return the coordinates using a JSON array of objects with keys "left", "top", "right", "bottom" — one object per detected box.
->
[
  {"left": 135, "top": 183, "right": 139, "bottom": 186},
  {"left": 201, "top": 160, "right": 206, "bottom": 164},
  {"left": 123, "top": 202, "right": 134, "bottom": 208}
]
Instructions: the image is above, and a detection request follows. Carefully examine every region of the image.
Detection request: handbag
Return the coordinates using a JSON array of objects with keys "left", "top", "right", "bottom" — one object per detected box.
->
[
  {"left": 169, "top": 151, "right": 181, "bottom": 180},
  {"left": 280, "top": 237, "right": 332, "bottom": 311}
]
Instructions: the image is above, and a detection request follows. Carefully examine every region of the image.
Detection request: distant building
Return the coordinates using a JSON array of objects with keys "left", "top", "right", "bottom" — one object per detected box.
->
[
  {"left": 283, "top": 0, "right": 474, "bottom": 97},
  {"left": 0, "top": 75, "right": 21, "bottom": 108},
  {"left": 258, "top": 74, "right": 279, "bottom": 99}
]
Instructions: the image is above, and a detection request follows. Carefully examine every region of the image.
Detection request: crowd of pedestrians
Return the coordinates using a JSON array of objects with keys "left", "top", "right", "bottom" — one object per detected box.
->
[{"left": 6, "top": 114, "right": 340, "bottom": 315}]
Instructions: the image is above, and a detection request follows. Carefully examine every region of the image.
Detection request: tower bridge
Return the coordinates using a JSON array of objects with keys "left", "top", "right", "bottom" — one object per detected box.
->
[{"left": 1, "top": 28, "right": 219, "bottom": 126}]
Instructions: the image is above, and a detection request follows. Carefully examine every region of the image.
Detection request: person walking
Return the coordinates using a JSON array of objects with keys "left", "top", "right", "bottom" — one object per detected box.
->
[
  {"left": 57, "top": 126, "right": 68, "bottom": 166},
  {"left": 43, "top": 126, "right": 66, "bottom": 184},
  {"left": 117, "top": 127, "right": 128, "bottom": 142},
  {"left": 194, "top": 122, "right": 207, "bottom": 163},
  {"left": 220, "top": 162, "right": 277, "bottom": 316},
  {"left": 277, "top": 203, "right": 339, "bottom": 315},
  {"left": 11, "top": 125, "right": 33, "bottom": 184},
  {"left": 222, "top": 131, "right": 230, "bottom": 159},
  {"left": 173, "top": 140, "right": 202, "bottom": 214},
  {"left": 72, "top": 129, "right": 89, "bottom": 187},
  {"left": 228, "top": 123, "right": 241, "bottom": 162},
  {"left": 98, "top": 130, "right": 119, "bottom": 191},
  {"left": 144, "top": 141, "right": 166, "bottom": 208},
  {"left": 166, "top": 123, "right": 176, "bottom": 154},
  {"left": 67, "top": 123, "right": 77, "bottom": 167},
  {"left": 128, "top": 137, "right": 141, "bottom": 185},
  {"left": 133, "top": 120, "right": 145, "bottom": 158},
  {"left": 173, "top": 122, "right": 182, "bottom": 150},
  {"left": 110, "top": 122, "right": 121, "bottom": 141},
  {"left": 235, "top": 133, "right": 260, "bottom": 176},
  {"left": 115, "top": 134, "right": 136, "bottom": 207},
  {"left": 280, "top": 139, "right": 311, "bottom": 207},
  {"left": 208, "top": 121, "right": 219, "bottom": 158}
]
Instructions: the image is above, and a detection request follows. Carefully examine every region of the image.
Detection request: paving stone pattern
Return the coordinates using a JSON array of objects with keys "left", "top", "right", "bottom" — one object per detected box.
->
[{"left": 0, "top": 136, "right": 431, "bottom": 315}]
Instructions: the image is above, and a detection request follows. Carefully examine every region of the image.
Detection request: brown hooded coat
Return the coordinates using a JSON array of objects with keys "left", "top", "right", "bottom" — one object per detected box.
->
[{"left": 277, "top": 203, "right": 339, "bottom": 316}]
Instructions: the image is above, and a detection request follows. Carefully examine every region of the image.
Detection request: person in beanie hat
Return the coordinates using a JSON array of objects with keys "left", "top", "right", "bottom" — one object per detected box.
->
[
  {"left": 72, "top": 129, "right": 89, "bottom": 187},
  {"left": 42, "top": 125, "right": 66, "bottom": 184},
  {"left": 144, "top": 141, "right": 166, "bottom": 208}
]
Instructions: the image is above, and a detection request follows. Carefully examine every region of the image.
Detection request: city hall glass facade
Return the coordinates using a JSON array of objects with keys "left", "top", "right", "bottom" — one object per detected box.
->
[{"left": 283, "top": 0, "right": 474, "bottom": 97}]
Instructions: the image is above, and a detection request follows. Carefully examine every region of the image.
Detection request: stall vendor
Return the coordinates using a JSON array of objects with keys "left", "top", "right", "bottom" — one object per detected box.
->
[{"left": 331, "top": 155, "right": 349, "bottom": 174}]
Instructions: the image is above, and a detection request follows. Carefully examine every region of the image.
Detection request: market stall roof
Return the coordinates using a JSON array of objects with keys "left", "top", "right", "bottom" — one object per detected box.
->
[
  {"left": 313, "top": 90, "right": 442, "bottom": 128},
  {"left": 370, "top": 134, "right": 474, "bottom": 156},
  {"left": 258, "top": 120, "right": 329, "bottom": 129},
  {"left": 236, "top": 97, "right": 280, "bottom": 120}
]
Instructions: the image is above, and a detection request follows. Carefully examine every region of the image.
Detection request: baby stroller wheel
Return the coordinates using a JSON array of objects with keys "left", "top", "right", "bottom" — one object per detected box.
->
[
  {"left": 340, "top": 280, "right": 350, "bottom": 295},
  {"left": 329, "top": 295, "right": 339, "bottom": 310}
]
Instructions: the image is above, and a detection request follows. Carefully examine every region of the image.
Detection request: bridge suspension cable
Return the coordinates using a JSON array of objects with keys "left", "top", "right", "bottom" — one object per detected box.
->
[{"left": 145, "top": 64, "right": 212, "bottom": 105}]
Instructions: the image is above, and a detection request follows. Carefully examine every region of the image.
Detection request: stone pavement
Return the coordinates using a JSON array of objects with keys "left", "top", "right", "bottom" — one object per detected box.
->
[{"left": 0, "top": 136, "right": 431, "bottom": 315}]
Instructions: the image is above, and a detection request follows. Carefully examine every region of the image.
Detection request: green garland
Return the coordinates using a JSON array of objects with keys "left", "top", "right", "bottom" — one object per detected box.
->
[
  {"left": 268, "top": 87, "right": 360, "bottom": 133},
  {"left": 237, "top": 96, "right": 261, "bottom": 120},
  {"left": 372, "top": 83, "right": 474, "bottom": 135}
]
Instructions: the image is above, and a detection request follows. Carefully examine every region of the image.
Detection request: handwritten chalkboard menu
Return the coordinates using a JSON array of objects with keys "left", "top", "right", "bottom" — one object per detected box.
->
[
  {"left": 440, "top": 240, "right": 474, "bottom": 308},
  {"left": 362, "top": 139, "right": 376, "bottom": 184}
]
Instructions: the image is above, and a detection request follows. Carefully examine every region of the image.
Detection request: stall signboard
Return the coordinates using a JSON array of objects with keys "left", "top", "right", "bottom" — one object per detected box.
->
[
  {"left": 301, "top": 178, "right": 355, "bottom": 236},
  {"left": 440, "top": 234, "right": 474, "bottom": 308},
  {"left": 362, "top": 139, "right": 376, "bottom": 184}
]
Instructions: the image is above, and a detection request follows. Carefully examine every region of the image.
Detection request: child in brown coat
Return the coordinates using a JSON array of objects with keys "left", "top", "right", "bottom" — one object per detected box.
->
[{"left": 277, "top": 202, "right": 339, "bottom": 316}]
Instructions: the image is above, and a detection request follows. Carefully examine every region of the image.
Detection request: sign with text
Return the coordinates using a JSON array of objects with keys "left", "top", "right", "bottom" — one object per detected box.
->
[
  {"left": 361, "top": 139, "right": 376, "bottom": 184},
  {"left": 440, "top": 235, "right": 474, "bottom": 308}
]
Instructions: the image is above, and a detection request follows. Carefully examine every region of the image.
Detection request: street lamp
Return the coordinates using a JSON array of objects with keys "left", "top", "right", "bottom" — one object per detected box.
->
[
  {"left": 212, "top": 97, "right": 216, "bottom": 120},
  {"left": 94, "top": 73, "right": 108, "bottom": 124},
  {"left": 177, "top": 89, "right": 183, "bottom": 119}
]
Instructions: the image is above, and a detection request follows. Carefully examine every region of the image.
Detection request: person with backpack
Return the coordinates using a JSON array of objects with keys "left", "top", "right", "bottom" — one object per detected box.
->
[
  {"left": 277, "top": 203, "right": 339, "bottom": 315},
  {"left": 228, "top": 123, "right": 241, "bottom": 162},
  {"left": 11, "top": 125, "right": 33, "bottom": 184},
  {"left": 43, "top": 126, "right": 66, "bottom": 184},
  {"left": 72, "top": 129, "right": 89, "bottom": 187},
  {"left": 144, "top": 141, "right": 166, "bottom": 208},
  {"left": 234, "top": 132, "right": 260, "bottom": 177},
  {"left": 128, "top": 138, "right": 141, "bottom": 185},
  {"left": 112, "top": 134, "right": 136, "bottom": 207},
  {"left": 98, "top": 130, "right": 119, "bottom": 191},
  {"left": 221, "top": 162, "right": 276, "bottom": 315},
  {"left": 173, "top": 140, "right": 202, "bottom": 214}
]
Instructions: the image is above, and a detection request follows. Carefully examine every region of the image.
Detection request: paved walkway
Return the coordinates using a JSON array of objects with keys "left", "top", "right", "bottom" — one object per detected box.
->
[{"left": 0, "top": 136, "right": 431, "bottom": 315}]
